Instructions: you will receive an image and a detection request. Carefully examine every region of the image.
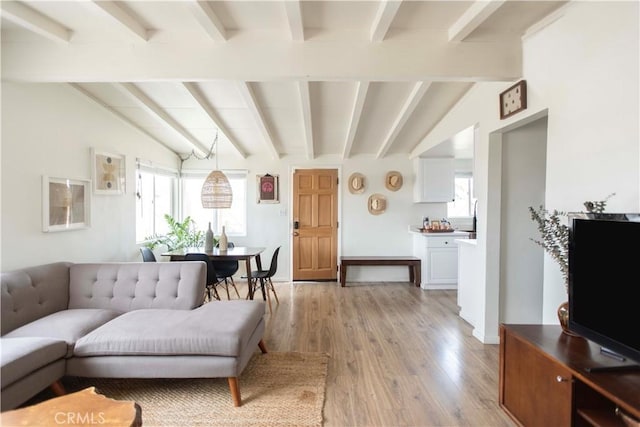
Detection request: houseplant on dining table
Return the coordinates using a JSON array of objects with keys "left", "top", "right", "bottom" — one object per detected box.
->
[{"left": 144, "top": 214, "right": 211, "bottom": 251}]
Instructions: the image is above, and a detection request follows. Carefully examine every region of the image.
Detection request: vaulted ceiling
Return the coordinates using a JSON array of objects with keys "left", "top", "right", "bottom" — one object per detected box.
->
[{"left": 1, "top": 1, "right": 567, "bottom": 161}]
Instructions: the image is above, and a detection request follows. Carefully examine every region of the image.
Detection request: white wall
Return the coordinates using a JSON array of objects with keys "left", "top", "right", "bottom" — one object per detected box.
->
[
  {"left": 499, "top": 117, "right": 547, "bottom": 324},
  {"left": 181, "top": 153, "right": 448, "bottom": 282},
  {"left": 1, "top": 82, "right": 179, "bottom": 271},
  {"left": 1, "top": 82, "right": 450, "bottom": 284},
  {"left": 412, "top": 1, "right": 639, "bottom": 342}
]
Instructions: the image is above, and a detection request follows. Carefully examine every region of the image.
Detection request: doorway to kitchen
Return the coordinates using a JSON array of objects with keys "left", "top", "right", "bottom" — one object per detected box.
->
[{"left": 486, "top": 111, "right": 548, "bottom": 330}]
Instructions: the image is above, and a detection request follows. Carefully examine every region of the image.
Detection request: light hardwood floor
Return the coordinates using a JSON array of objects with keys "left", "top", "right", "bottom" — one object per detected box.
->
[{"left": 255, "top": 281, "right": 515, "bottom": 427}]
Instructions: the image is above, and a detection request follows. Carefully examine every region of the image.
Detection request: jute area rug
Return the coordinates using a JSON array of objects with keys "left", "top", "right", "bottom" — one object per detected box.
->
[{"left": 61, "top": 352, "right": 329, "bottom": 427}]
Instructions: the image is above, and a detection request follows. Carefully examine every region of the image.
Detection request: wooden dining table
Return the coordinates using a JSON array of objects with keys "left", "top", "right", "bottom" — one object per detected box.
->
[{"left": 161, "top": 246, "right": 265, "bottom": 300}]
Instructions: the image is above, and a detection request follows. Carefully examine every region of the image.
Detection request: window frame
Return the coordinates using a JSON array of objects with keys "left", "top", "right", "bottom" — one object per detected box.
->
[{"left": 135, "top": 160, "right": 179, "bottom": 243}]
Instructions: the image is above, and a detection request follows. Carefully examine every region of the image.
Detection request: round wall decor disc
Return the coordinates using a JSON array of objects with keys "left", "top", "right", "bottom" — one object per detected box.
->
[
  {"left": 368, "top": 193, "right": 387, "bottom": 215},
  {"left": 385, "top": 171, "right": 403, "bottom": 191},
  {"left": 348, "top": 172, "right": 366, "bottom": 194}
]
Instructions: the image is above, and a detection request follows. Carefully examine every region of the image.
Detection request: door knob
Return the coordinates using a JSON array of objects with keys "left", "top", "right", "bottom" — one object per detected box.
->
[{"left": 293, "top": 232, "right": 299, "bottom": 236}]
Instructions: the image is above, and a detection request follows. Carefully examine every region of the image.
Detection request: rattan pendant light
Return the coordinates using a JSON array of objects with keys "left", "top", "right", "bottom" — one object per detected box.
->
[{"left": 201, "top": 133, "right": 232, "bottom": 209}]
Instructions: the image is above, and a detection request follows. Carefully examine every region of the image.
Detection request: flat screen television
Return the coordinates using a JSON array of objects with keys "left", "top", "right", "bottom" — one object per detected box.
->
[{"left": 568, "top": 212, "right": 640, "bottom": 368}]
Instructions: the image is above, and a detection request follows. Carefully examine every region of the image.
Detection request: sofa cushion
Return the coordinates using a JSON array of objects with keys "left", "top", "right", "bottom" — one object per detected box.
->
[
  {"left": 74, "top": 300, "right": 265, "bottom": 357},
  {"left": 68, "top": 262, "right": 206, "bottom": 312},
  {"left": 4, "top": 309, "right": 121, "bottom": 357},
  {"left": 1, "top": 262, "right": 71, "bottom": 335},
  {"left": 1, "top": 337, "right": 67, "bottom": 388}
]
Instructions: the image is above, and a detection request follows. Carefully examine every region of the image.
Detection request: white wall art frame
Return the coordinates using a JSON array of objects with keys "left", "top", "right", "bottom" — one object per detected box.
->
[
  {"left": 92, "top": 148, "right": 125, "bottom": 194},
  {"left": 42, "top": 176, "right": 91, "bottom": 232}
]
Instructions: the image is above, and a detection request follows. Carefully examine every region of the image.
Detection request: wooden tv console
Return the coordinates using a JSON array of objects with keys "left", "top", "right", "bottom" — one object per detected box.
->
[{"left": 499, "top": 324, "right": 640, "bottom": 427}]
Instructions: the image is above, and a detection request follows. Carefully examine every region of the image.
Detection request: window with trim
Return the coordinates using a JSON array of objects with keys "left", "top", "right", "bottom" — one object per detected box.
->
[
  {"left": 181, "top": 170, "right": 247, "bottom": 236},
  {"left": 447, "top": 174, "right": 476, "bottom": 217},
  {"left": 135, "top": 162, "right": 178, "bottom": 242}
]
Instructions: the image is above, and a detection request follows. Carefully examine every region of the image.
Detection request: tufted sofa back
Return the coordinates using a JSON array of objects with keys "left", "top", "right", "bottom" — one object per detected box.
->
[
  {"left": 1, "top": 262, "right": 72, "bottom": 335},
  {"left": 68, "top": 262, "right": 206, "bottom": 312}
]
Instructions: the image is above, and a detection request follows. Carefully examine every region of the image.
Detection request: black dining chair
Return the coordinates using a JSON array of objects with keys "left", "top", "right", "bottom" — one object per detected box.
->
[
  {"left": 184, "top": 253, "right": 220, "bottom": 302},
  {"left": 140, "top": 247, "right": 156, "bottom": 262},
  {"left": 214, "top": 263, "right": 240, "bottom": 300},
  {"left": 249, "top": 246, "right": 280, "bottom": 314},
  {"left": 212, "top": 242, "right": 240, "bottom": 299}
]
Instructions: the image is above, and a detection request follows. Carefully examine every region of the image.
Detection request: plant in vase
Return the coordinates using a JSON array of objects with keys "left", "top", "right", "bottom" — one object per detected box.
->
[
  {"left": 528, "top": 193, "right": 615, "bottom": 335},
  {"left": 144, "top": 214, "right": 212, "bottom": 251}
]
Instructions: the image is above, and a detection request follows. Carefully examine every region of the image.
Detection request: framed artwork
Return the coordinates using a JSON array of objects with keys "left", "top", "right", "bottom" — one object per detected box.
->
[
  {"left": 42, "top": 176, "right": 91, "bottom": 232},
  {"left": 92, "top": 148, "right": 125, "bottom": 194},
  {"left": 499, "top": 80, "right": 527, "bottom": 119},
  {"left": 257, "top": 174, "right": 279, "bottom": 203}
]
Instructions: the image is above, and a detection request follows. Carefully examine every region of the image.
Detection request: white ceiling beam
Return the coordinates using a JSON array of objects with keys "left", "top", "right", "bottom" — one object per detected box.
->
[
  {"left": 376, "top": 81, "right": 431, "bottom": 159},
  {"left": 190, "top": 1, "right": 227, "bottom": 42},
  {"left": 2, "top": 34, "right": 522, "bottom": 82},
  {"left": 284, "top": 0, "right": 304, "bottom": 42},
  {"left": 68, "top": 83, "right": 177, "bottom": 155},
  {"left": 115, "top": 83, "right": 210, "bottom": 155},
  {"left": 0, "top": 1, "right": 72, "bottom": 43},
  {"left": 298, "top": 81, "right": 314, "bottom": 160},
  {"left": 91, "top": 1, "right": 149, "bottom": 42},
  {"left": 342, "top": 81, "right": 370, "bottom": 159},
  {"left": 236, "top": 82, "right": 280, "bottom": 160},
  {"left": 182, "top": 82, "right": 247, "bottom": 159},
  {"left": 370, "top": 0, "right": 402, "bottom": 42},
  {"left": 448, "top": 0, "right": 506, "bottom": 42}
]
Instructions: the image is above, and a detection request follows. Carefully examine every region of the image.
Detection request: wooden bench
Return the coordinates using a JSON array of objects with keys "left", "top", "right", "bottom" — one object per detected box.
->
[{"left": 340, "top": 256, "right": 421, "bottom": 287}]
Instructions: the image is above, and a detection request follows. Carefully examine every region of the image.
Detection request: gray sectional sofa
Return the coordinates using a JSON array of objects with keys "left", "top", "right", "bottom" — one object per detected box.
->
[{"left": 1, "top": 261, "right": 267, "bottom": 411}]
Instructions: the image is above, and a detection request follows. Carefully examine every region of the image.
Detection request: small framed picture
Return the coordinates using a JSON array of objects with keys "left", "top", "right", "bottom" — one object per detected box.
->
[
  {"left": 257, "top": 174, "right": 279, "bottom": 204},
  {"left": 499, "top": 80, "right": 527, "bottom": 119},
  {"left": 42, "top": 176, "right": 91, "bottom": 232},
  {"left": 430, "top": 220, "right": 441, "bottom": 229},
  {"left": 92, "top": 148, "right": 125, "bottom": 195}
]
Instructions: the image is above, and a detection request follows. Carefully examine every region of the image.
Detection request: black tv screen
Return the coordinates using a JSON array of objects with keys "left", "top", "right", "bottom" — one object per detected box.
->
[{"left": 568, "top": 213, "right": 640, "bottom": 365}]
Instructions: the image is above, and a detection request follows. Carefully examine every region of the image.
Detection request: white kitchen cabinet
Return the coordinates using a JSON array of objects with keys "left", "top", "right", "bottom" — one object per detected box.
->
[
  {"left": 412, "top": 231, "right": 468, "bottom": 289},
  {"left": 413, "top": 158, "right": 455, "bottom": 203}
]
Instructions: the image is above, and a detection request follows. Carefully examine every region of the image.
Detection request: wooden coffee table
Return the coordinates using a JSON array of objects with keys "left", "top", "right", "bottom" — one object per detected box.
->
[{"left": 1, "top": 387, "right": 142, "bottom": 426}]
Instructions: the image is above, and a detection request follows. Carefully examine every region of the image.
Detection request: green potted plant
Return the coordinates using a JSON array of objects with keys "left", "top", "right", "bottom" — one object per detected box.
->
[{"left": 144, "top": 214, "right": 211, "bottom": 251}]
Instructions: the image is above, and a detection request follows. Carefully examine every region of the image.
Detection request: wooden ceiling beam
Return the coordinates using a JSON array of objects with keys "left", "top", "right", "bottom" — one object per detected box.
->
[
  {"left": 91, "top": 1, "right": 149, "bottom": 41},
  {"left": 284, "top": 0, "right": 305, "bottom": 42},
  {"left": 0, "top": 1, "right": 72, "bottom": 43},
  {"left": 448, "top": 0, "right": 506, "bottom": 42},
  {"left": 236, "top": 82, "right": 280, "bottom": 160},
  {"left": 370, "top": 0, "right": 402, "bottom": 42},
  {"left": 115, "top": 83, "right": 209, "bottom": 155},
  {"left": 190, "top": 1, "right": 227, "bottom": 42},
  {"left": 376, "top": 81, "right": 431, "bottom": 159},
  {"left": 342, "top": 81, "right": 370, "bottom": 159},
  {"left": 298, "top": 81, "right": 314, "bottom": 160},
  {"left": 182, "top": 82, "right": 247, "bottom": 159},
  {"left": 68, "top": 83, "right": 177, "bottom": 155}
]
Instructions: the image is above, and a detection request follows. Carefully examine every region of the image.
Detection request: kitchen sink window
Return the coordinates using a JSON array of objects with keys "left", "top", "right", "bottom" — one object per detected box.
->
[{"left": 448, "top": 173, "right": 476, "bottom": 218}]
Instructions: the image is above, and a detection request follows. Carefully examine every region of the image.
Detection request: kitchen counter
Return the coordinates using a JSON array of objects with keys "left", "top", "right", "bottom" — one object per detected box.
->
[
  {"left": 408, "top": 226, "right": 471, "bottom": 238},
  {"left": 456, "top": 238, "right": 477, "bottom": 246},
  {"left": 457, "top": 238, "right": 480, "bottom": 339},
  {"left": 411, "top": 228, "right": 469, "bottom": 290}
]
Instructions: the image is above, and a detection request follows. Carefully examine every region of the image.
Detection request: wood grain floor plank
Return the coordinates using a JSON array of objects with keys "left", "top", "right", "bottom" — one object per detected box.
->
[{"left": 253, "top": 281, "right": 514, "bottom": 427}]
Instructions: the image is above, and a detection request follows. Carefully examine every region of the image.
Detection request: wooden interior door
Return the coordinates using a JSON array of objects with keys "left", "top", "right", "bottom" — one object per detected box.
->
[{"left": 292, "top": 169, "right": 338, "bottom": 281}]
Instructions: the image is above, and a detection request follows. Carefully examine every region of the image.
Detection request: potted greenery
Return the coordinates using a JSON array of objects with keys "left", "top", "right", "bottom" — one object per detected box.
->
[
  {"left": 144, "top": 214, "right": 211, "bottom": 251},
  {"left": 528, "top": 193, "right": 614, "bottom": 335}
]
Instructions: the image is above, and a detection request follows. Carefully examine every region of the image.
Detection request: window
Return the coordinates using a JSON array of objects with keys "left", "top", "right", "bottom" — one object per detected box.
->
[
  {"left": 447, "top": 174, "right": 476, "bottom": 217},
  {"left": 182, "top": 171, "right": 247, "bottom": 236},
  {"left": 135, "top": 162, "right": 178, "bottom": 242}
]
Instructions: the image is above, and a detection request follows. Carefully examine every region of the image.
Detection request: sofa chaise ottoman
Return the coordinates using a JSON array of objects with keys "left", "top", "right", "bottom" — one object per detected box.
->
[{"left": 1, "top": 261, "right": 266, "bottom": 411}]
